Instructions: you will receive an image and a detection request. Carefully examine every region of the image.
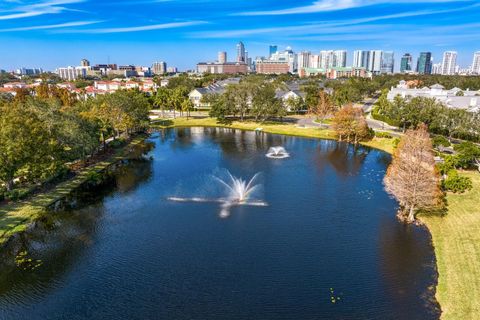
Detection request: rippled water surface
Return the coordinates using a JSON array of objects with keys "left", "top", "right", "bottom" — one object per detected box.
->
[{"left": 0, "top": 128, "right": 439, "bottom": 319}]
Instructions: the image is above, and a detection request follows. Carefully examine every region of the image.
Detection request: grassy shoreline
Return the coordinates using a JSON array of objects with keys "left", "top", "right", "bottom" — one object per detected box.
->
[
  {"left": 0, "top": 135, "right": 147, "bottom": 246},
  {"left": 151, "top": 117, "right": 395, "bottom": 154}
]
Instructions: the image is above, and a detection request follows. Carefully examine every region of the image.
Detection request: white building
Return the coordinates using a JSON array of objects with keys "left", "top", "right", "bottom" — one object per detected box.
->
[
  {"left": 353, "top": 50, "right": 370, "bottom": 69},
  {"left": 270, "top": 47, "right": 297, "bottom": 73},
  {"left": 368, "top": 50, "right": 383, "bottom": 74},
  {"left": 152, "top": 61, "right": 167, "bottom": 75},
  {"left": 333, "top": 50, "right": 347, "bottom": 68},
  {"left": 441, "top": 51, "right": 458, "bottom": 75},
  {"left": 309, "top": 54, "right": 320, "bottom": 69},
  {"left": 432, "top": 63, "right": 442, "bottom": 75},
  {"left": 297, "top": 51, "right": 311, "bottom": 69},
  {"left": 472, "top": 51, "right": 480, "bottom": 75},
  {"left": 57, "top": 66, "right": 88, "bottom": 81},
  {"left": 388, "top": 81, "right": 480, "bottom": 112}
]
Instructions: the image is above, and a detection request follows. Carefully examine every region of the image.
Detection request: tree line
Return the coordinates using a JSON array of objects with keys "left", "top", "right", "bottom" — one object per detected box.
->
[{"left": 0, "top": 86, "right": 150, "bottom": 198}]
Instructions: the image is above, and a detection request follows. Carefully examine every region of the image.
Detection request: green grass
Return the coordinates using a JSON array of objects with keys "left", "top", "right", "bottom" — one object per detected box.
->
[
  {"left": 0, "top": 135, "right": 147, "bottom": 246},
  {"left": 419, "top": 171, "right": 480, "bottom": 319},
  {"left": 151, "top": 117, "right": 396, "bottom": 154}
]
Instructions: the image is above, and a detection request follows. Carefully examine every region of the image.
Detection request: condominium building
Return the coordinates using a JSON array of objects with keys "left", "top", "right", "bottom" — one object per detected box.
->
[
  {"left": 432, "top": 63, "right": 442, "bottom": 75},
  {"left": 297, "top": 51, "right": 311, "bottom": 69},
  {"left": 57, "top": 66, "right": 88, "bottom": 81},
  {"left": 309, "top": 54, "right": 320, "bottom": 69},
  {"left": 472, "top": 51, "right": 480, "bottom": 75},
  {"left": 368, "top": 50, "right": 383, "bottom": 74},
  {"left": 333, "top": 50, "right": 347, "bottom": 68},
  {"left": 400, "top": 53, "right": 413, "bottom": 73},
  {"left": 218, "top": 51, "right": 227, "bottom": 64},
  {"left": 417, "top": 52, "right": 432, "bottom": 74},
  {"left": 441, "top": 51, "right": 457, "bottom": 75},
  {"left": 353, "top": 50, "right": 370, "bottom": 69},
  {"left": 270, "top": 47, "right": 297, "bottom": 73},
  {"left": 152, "top": 61, "right": 167, "bottom": 75}
]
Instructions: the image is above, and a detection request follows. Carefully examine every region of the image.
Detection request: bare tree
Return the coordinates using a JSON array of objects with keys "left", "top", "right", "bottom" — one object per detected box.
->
[
  {"left": 309, "top": 90, "right": 335, "bottom": 125},
  {"left": 384, "top": 124, "right": 442, "bottom": 223}
]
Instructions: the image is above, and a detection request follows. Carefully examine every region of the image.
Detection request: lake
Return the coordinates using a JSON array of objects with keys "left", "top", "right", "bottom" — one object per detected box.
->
[{"left": 0, "top": 127, "right": 440, "bottom": 319}]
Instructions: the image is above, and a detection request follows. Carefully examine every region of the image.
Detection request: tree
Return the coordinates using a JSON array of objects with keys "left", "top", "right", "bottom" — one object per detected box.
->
[
  {"left": 309, "top": 90, "right": 335, "bottom": 124},
  {"left": 181, "top": 98, "right": 194, "bottom": 119},
  {"left": 332, "top": 105, "right": 371, "bottom": 144},
  {"left": 250, "top": 84, "right": 281, "bottom": 122},
  {"left": 154, "top": 87, "right": 171, "bottom": 117},
  {"left": 384, "top": 125, "right": 442, "bottom": 223},
  {"left": 284, "top": 96, "right": 305, "bottom": 114}
]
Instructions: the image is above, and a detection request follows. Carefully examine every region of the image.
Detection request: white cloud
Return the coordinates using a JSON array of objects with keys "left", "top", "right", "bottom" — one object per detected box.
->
[
  {"left": 0, "top": 0, "right": 85, "bottom": 20},
  {"left": 0, "top": 20, "right": 101, "bottom": 31},
  {"left": 235, "top": 0, "right": 475, "bottom": 16},
  {"left": 55, "top": 21, "right": 207, "bottom": 33}
]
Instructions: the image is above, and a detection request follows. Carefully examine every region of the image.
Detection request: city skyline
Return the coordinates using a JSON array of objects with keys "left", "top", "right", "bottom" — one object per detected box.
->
[{"left": 1, "top": 0, "right": 480, "bottom": 70}]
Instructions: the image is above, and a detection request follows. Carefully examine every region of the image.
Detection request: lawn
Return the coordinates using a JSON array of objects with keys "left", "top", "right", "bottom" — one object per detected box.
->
[
  {"left": 420, "top": 171, "right": 480, "bottom": 319},
  {"left": 151, "top": 117, "right": 396, "bottom": 154}
]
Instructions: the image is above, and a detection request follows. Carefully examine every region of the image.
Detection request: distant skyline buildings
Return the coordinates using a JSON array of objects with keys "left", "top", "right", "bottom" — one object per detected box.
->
[
  {"left": 441, "top": 51, "right": 458, "bottom": 75},
  {"left": 471, "top": 52, "right": 480, "bottom": 75},
  {"left": 416, "top": 52, "right": 433, "bottom": 75},
  {"left": 400, "top": 54, "right": 413, "bottom": 73},
  {"left": 218, "top": 51, "right": 227, "bottom": 64},
  {"left": 236, "top": 41, "right": 246, "bottom": 63}
]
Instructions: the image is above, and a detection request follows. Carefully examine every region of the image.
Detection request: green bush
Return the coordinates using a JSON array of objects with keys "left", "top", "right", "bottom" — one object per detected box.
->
[
  {"left": 433, "top": 136, "right": 451, "bottom": 148},
  {"left": 374, "top": 131, "right": 393, "bottom": 139},
  {"left": 109, "top": 138, "right": 127, "bottom": 149},
  {"left": 392, "top": 138, "right": 401, "bottom": 149},
  {"left": 442, "top": 170, "right": 473, "bottom": 193}
]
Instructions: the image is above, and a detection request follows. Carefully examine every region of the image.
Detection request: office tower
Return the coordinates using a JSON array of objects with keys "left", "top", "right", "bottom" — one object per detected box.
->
[
  {"left": 333, "top": 50, "right": 347, "bottom": 67},
  {"left": 353, "top": 50, "right": 370, "bottom": 69},
  {"left": 472, "top": 51, "right": 480, "bottom": 75},
  {"left": 380, "top": 51, "right": 395, "bottom": 74},
  {"left": 297, "top": 51, "right": 311, "bottom": 69},
  {"left": 416, "top": 52, "right": 432, "bottom": 74},
  {"left": 441, "top": 51, "right": 457, "bottom": 75},
  {"left": 237, "top": 41, "right": 246, "bottom": 63},
  {"left": 269, "top": 45, "right": 278, "bottom": 58},
  {"left": 152, "top": 61, "right": 167, "bottom": 74},
  {"left": 80, "top": 59, "right": 90, "bottom": 67},
  {"left": 431, "top": 63, "right": 442, "bottom": 74},
  {"left": 400, "top": 53, "right": 412, "bottom": 73},
  {"left": 218, "top": 51, "right": 227, "bottom": 64},
  {"left": 368, "top": 50, "right": 382, "bottom": 74}
]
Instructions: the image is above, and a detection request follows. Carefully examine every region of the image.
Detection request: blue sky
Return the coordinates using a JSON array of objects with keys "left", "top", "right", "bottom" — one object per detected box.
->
[{"left": 1, "top": 0, "right": 479, "bottom": 71}]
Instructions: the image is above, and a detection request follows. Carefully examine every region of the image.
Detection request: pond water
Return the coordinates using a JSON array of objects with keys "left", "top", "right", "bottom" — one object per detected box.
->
[{"left": 0, "top": 128, "right": 439, "bottom": 319}]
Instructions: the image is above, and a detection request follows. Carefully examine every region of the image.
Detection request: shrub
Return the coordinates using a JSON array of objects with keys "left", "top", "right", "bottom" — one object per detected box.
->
[
  {"left": 374, "top": 131, "right": 393, "bottom": 139},
  {"left": 392, "top": 138, "right": 400, "bottom": 149},
  {"left": 442, "top": 170, "right": 473, "bottom": 193},
  {"left": 432, "top": 136, "right": 451, "bottom": 148},
  {"left": 110, "top": 138, "right": 127, "bottom": 149}
]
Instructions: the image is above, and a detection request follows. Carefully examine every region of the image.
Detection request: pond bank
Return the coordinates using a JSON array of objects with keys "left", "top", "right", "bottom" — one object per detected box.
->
[{"left": 0, "top": 134, "right": 150, "bottom": 247}]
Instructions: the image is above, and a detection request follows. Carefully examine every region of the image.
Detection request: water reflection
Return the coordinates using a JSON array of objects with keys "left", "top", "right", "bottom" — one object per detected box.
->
[{"left": 313, "top": 141, "right": 368, "bottom": 177}]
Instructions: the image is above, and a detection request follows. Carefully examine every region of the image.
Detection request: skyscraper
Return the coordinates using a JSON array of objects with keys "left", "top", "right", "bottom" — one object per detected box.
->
[
  {"left": 368, "top": 50, "right": 383, "bottom": 74},
  {"left": 400, "top": 53, "right": 412, "bottom": 73},
  {"left": 472, "top": 51, "right": 480, "bottom": 75},
  {"left": 417, "top": 52, "right": 432, "bottom": 74},
  {"left": 319, "top": 50, "right": 333, "bottom": 69},
  {"left": 333, "top": 50, "right": 347, "bottom": 67},
  {"left": 237, "top": 41, "right": 246, "bottom": 63},
  {"left": 353, "top": 50, "right": 370, "bottom": 69},
  {"left": 297, "top": 51, "right": 311, "bottom": 69},
  {"left": 441, "top": 51, "right": 457, "bottom": 75},
  {"left": 218, "top": 51, "right": 227, "bottom": 64},
  {"left": 152, "top": 61, "right": 167, "bottom": 74},
  {"left": 381, "top": 51, "right": 394, "bottom": 74},
  {"left": 269, "top": 45, "right": 278, "bottom": 58}
]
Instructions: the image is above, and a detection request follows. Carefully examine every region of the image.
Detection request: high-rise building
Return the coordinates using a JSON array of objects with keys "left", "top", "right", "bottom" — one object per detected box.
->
[
  {"left": 368, "top": 50, "right": 383, "bottom": 74},
  {"left": 297, "top": 51, "right": 311, "bottom": 69},
  {"left": 57, "top": 66, "right": 87, "bottom": 80},
  {"left": 218, "top": 51, "right": 227, "bottom": 64},
  {"left": 353, "top": 50, "right": 370, "bottom": 69},
  {"left": 416, "top": 52, "right": 432, "bottom": 74},
  {"left": 269, "top": 45, "right": 278, "bottom": 58},
  {"left": 380, "top": 51, "right": 395, "bottom": 74},
  {"left": 152, "top": 61, "right": 167, "bottom": 74},
  {"left": 319, "top": 51, "right": 333, "bottom": 69},
  {"left": 432, "top": 63, "right": 442, "bottom": 75},
  {"left": 333, "top": 50, "right": 347, "bottom": 67},
  {"left": 237, "top": 41, "right": 246, "bottom": 63},
  {"left": 80, "top": 59, "right": 90, "bottom": 67},
  {"left": 400, "top": 53, "right": 412, "bottom": 73},
  {"left": 441, "top": 51, "right": 457, "bottom": 75},
  {"left": 309, "top": 54, "right": 320, "bottom": 69},
  {"left": 270, "top": 48, "right": 297, "bottom": 73},
  {"left": 472, "top": 51, "right": 480, "bottom": 75}
]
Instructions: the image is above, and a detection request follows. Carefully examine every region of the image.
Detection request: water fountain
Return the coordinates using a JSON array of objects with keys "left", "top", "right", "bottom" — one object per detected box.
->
[
  {"left": 168, "top": 171, "right": 267, "bottom": 218},
  {"left": 266, "top": 147, "right": 290, "bottom": 159}
]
